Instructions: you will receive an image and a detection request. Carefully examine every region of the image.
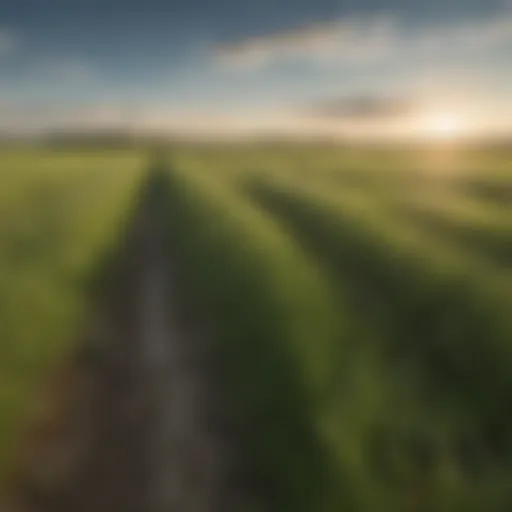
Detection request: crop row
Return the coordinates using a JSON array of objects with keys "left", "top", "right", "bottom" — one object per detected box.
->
[
  {"left": 162, "top": 164, "right": 347, "bottom": 511},
  {"left": 244, "top": 173, "right": 512, "bottom": 509},
  {"left": 0, "top": 150, "right": 143, "bottom": 484}
]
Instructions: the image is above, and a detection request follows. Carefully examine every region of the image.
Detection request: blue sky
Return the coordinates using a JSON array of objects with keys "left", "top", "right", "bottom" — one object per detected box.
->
[{"left": 0, "top": 0, "right": 511, "bottom": 138}]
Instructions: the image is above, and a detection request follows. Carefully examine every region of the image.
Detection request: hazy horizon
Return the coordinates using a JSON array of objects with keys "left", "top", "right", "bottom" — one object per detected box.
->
[{"left": 1, "top": 0, "right": 511, "bottom": 141}]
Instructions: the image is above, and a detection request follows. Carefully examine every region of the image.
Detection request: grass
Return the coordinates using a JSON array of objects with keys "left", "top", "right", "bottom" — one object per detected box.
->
[
  {"left": 0, "top": 144, "right": 511, "bottom": 510},
  {"left": 243, "top": 165, "right": 512, "bottom": 509},
  {"left": 162, "top": 163, "right": 344, "bottom": 511},
  {"left": 0, "top": 148, "right": 144, "bottom": 485}
]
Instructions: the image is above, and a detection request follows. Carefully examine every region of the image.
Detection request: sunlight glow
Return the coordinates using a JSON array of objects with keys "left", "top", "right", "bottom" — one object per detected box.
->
[{"left": 420, "top": 111, "right": 467, "bottom": 140}]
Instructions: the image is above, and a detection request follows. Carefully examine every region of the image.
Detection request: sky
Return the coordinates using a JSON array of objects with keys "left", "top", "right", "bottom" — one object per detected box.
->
[{"left": 0, "top": 0, "right": 511, "bottom": 139}]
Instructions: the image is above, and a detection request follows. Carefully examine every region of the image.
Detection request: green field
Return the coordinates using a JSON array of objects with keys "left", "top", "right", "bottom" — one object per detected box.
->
[
  {"left": 0, "top": 149, "right": 144, "bottom": 484},
  {"left": 1, "top": 145, "right": 512, "bottom": 510}
]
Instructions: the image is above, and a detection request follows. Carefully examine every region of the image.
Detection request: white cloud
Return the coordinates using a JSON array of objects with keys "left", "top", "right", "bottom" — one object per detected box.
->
[
  {"left": 215, "top": 11, "right": 512, "bottom": 70},
  {"left": 216, "top": 16, "right": 396, "bottom": 69}
]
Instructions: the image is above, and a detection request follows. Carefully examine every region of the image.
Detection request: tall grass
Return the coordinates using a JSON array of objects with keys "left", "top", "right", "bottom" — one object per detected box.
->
[
  {"left": 246, "top": 172, "right": 512, "bottom": 510},
  {"left": 162, "top": 164, "right": 344, "bottom": 511},
  {"left": 0, "top": 149, "right": 143, "bottom": 485}
]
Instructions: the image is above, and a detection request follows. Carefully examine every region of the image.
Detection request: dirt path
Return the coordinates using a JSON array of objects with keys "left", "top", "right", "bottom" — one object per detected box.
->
[{"left": 10, "top": 170, "right": 232, "bottom": 512}]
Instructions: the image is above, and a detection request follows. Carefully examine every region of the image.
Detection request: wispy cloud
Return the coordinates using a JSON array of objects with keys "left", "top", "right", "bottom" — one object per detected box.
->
[
  {"left": 306, "top": 95, "right": 418, "bottom": 120},
  {"left": 215, "top": 11, "right": 512, "bottom": 69},
  {"left": 216, "top": 16, "right": 395, "bottom": 69}
]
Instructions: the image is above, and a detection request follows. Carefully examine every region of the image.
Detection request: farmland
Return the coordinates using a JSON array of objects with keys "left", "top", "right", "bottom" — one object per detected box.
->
[
  {"left": 1, "top": 144, "right": 512, "bottom": 510},
  {"left": 0, "top": 149, "right": 144, "bottom": 486}
]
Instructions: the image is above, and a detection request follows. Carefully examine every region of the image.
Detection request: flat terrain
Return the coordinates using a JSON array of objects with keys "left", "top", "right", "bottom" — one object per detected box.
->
[{"left": 1, "top": 145, "right": 511, "bottom": 511}]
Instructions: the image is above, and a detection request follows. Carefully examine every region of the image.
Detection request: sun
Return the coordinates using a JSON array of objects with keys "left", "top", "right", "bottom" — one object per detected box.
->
[{"left": 420, "top": 111, "right": 466, "bottom": 141}]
